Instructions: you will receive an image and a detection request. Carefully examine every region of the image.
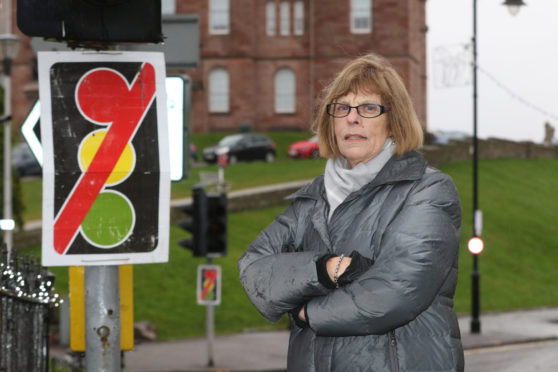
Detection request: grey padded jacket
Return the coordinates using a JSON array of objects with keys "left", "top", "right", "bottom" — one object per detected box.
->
[{"left": 238, "top": 151, "right": 464, "bottom": 372}]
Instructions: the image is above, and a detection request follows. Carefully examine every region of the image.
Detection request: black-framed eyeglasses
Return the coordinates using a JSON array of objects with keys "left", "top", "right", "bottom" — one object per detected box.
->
[{"left": 326, "top": 103, "right": 391, "bottom": 119}]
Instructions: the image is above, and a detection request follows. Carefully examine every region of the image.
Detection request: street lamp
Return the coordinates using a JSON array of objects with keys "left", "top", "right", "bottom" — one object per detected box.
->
[
  {"left": 470, "top": 0, "right": 526, "bottom": 334},
  {"left": 504, "top": 0, "right": 527, "bottom": 16},
  {"left": 0, "top": 30, "right": 22, "bottom": 259}
]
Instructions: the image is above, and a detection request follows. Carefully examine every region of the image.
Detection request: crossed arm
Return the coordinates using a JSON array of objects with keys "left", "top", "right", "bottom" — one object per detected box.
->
[
  {"left": 297, "top": 255, "right": 351, "bottom": 321},
  {"left": 238, "top": 174, "right": 461, "bottom": 336}
]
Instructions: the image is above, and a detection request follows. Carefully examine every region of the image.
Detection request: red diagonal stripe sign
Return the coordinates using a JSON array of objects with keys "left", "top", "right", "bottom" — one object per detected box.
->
[
  {"left": 53, "top": 63, "right": 156, "bottom": 254},
  {"left": 201, "top": 269, "right": 218, "bottom": 300}
]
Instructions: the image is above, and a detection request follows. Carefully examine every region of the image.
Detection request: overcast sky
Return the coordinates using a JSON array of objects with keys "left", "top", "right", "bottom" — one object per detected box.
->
[{"left": 426, "top": 0, "right": 558, "bottom": 144}]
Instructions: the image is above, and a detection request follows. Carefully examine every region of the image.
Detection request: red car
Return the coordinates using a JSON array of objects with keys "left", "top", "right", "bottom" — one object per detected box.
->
[{"left": 288, "top": 135, "right": 320, "bottom": 159}]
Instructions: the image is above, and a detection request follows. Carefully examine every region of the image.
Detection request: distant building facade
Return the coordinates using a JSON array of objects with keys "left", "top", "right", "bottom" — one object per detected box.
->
[
  {"left": 177, "top": 0, "right": 427, "bottom": 132},
  {"left": 7, "top": 0, "right": 427, "bottom": 134}
]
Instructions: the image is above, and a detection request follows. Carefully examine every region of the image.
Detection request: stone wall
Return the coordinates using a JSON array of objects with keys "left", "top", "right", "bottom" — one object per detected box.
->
[{"left": 422, "top": 138, "right": 558, "bottom": 168}]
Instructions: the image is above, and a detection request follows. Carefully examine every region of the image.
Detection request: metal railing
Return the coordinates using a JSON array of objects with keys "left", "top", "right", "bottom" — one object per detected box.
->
[{"left": 0, "top": 245, "right": 61, "bottom": 372}]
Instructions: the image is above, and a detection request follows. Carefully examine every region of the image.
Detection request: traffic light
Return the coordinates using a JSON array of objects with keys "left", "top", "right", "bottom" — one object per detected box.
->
[
  {"left": 206, "top": 193, "right": 227, "bottom": 257},
  {"left": 177, "top": 187, "right": 227, "bottom": 258},
  {"left": 468, "top": 237, "right": 484, "bottom": 255},
  {"left": 178, "top": 187, "right": 208, "bottom": 257},
  {"left": 17, "top": 0, "right": 163, "bottom": 43}
]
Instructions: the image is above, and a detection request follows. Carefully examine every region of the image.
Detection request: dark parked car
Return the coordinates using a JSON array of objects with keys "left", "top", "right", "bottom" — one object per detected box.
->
[
  {"left": 288, "top": 135, "right": 320, "bottom": 159},
  {"left": 203, "top": 133, "right": 276, "bottom": 164},
  {"left": 12, "top": 142, "right": 42, "bottom": 177}
]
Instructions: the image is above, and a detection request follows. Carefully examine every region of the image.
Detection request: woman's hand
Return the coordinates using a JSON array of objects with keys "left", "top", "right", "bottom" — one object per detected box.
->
[
  {"left": 326, "top": 256, "right": 352, "bottom": 282},
  {"left": 298, "top": 306, "right": 306, "bottom": 322}
]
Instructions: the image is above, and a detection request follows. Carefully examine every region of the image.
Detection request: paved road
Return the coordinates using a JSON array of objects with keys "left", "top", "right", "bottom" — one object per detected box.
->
[
  {"left": 465, "top": 339, "right": 558, "bottom": 372},
  {"left": 49, "top": 307, "right": 558, "bottom": 372}
]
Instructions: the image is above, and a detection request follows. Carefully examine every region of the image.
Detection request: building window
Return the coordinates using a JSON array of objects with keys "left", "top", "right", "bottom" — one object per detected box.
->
[
  {"left": 209, "top": 0, "right": 230, "bottom": 34},
  {"left": 280, "top": 1, "right": 290, "bottom": 36},
  {"left": 161, "top": 0, "right": 176, "bottom": 15},
  {"left": 275, "top": 68, "right": 295, "bottom": 113},
  {"left": 351, "top": 0, "right": 372, "bottom": 34},
  {"left": 266, "top": 2, "right": 276, "bottom": 36},
  {"left": 209, "top": 68, "right": 229, "bottom": 113},
  {"left": 294, "top": 1, "right": 304, "bottom": 35},
  {"left": 0, "top": 0, "right": 12, "bottom": 33}
]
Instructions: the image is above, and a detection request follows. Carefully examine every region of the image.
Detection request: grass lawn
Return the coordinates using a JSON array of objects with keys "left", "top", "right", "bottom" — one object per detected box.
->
[
  {"left": 19, "top": 131, "right": 323, "bottom": 220},
  {"left": 15, "top": 136, "right": 558, "bottom": 340},
  {"left": 444, "top": 158, "right": 558, "bottom": 313},
  {"left": 19, "top": 205, "right": 293, "bottom": 339}
]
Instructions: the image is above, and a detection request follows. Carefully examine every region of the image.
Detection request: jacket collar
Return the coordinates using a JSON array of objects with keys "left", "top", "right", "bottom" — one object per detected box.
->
[
  {"left": 286, "top": 150, "right": 427, "bottom": 201},
  {"left": 370, "top": 150, "right": 428, "bottom": 186}
]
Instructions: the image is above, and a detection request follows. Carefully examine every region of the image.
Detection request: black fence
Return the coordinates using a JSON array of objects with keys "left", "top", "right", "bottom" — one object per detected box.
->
[{"left": 0, "top": 246, "right": 61, "bottom": 372}]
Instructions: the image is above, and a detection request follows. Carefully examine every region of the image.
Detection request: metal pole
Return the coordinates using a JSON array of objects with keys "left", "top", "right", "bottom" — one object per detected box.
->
[
  {"left": 2, "top": 59, "right": 12, "bottom": 259},
  {"left": 470, "top": 0, "right": 481, "bottom": 334},
  {"left": 206, "top": 256, "right": 215, "bottom": 367},
  {"left": 85, "top": 265, "right": 121, "bottom": 371},
  {"left": 218, "top": 165, "right": 225, "bottom": 194}
]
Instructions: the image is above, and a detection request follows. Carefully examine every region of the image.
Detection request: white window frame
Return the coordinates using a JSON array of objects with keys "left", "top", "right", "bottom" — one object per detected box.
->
[
  {"left": 0, "top": 0, "right": 12, "bottom": 34},
  {"left": 294, "top": 1, "right": 304, "bottom": 36},
  {"left": 266, "top": 1, "right": 276, "bottom": 36},
  {"left": 275, "top": 68, "right": 296, "bottom": 113},
  {"left": 209, "top": 0, "right": 230, "bottom": 35},
  {"left": 280, "top": 1, "right": 290, "bottom": 36},
  {"left": 209, "top": 68, "right": 230, "bottom": 113},
  {"left": 161, "top": 0, "right": 176, "bottom": 15},
  {"left": 351, "top": 0, "right": 372, "bottom": 34}
]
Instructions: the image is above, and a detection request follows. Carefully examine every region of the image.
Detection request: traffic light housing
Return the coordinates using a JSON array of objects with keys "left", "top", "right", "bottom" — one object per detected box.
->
[
  {"left": 206, "top": 193, "right": 227, "bottom": 257},
  {"left": 178, "top": 186, "right": 208, "bottom": 257},
  {"left": 17, "top": 0, "right": 163, "bottom": 43},
  {"left": 177, "top": 187, "right": 227, "bottom": 258}
]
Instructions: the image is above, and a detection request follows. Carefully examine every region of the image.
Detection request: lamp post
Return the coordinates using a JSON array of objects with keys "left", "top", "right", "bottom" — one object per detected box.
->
[
  {"left": 0, "top": 28, "right": 22, "bottom": 259},
  {"left": 470, "top": 0, "right": 525, "bottom": 334}
]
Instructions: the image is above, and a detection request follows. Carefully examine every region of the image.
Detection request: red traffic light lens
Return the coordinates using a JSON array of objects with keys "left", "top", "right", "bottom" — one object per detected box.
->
[{"left": 468, "top": 237, "right": 484, "bottom": 254}]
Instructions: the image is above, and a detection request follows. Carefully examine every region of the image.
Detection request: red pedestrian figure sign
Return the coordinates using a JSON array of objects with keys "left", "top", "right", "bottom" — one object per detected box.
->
[{"left": 38, "top": 52, "right": 170, "bottom": 266}]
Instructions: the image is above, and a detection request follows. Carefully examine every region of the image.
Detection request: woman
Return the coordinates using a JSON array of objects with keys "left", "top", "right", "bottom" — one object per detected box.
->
[{"left": 238, "top": 53, "right": 464, "bottom": 371}]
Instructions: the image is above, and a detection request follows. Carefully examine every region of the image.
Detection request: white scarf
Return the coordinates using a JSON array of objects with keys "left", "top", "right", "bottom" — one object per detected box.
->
[{"left": 324, "top": 138, "right": 395, "bottom": 220}]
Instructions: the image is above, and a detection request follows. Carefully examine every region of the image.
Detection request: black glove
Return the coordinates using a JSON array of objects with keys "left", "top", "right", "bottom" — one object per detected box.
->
[
  {"left": 315, "top": 251, "right": 375, "bottom": 288},
  {"left": 337, "top": 251, "right": 375, "bottom": 286},
  {"left": 316, "top": 253, "right": 337, "bottom": 289}
]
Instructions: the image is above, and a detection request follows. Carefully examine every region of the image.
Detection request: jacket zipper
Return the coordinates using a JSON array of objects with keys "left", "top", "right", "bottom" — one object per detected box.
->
[{"left": 389, "top": 331, "right": 400, "bottom": 372}]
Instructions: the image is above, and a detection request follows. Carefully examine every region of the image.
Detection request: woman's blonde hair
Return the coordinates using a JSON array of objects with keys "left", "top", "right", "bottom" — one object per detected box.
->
[{"left": 312, "top": 53, "right": 423, "bottom": 157}]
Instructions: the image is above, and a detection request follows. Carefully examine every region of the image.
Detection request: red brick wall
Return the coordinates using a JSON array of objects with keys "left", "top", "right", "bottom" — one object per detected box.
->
[
  {"left": 9, "top": 0, "right": 427, "bottom": 135},
  {"left": 5, "top": 0, "right": 35, "bottom": 141},
  {"left": 181, "top": 0, "right": 316, "bottom": 132},
  {"left": 253, "top": 59, "right": 312, "bottom": 130}
]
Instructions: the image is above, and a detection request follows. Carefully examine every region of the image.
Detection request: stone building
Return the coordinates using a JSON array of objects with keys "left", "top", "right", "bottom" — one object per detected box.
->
[{"left": 6, "top": 0, "right": 427, "bottom": 134}]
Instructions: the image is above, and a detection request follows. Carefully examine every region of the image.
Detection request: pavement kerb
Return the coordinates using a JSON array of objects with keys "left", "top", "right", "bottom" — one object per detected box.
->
[
  {"left": 458, "top": 307, "right": 558, "bottom": 351},
  {"left": 462, "top": 335, "right": 558, "bottom": 351},
  {"left": 169, "top": 179, "right": 313, "bottom": 212}
]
